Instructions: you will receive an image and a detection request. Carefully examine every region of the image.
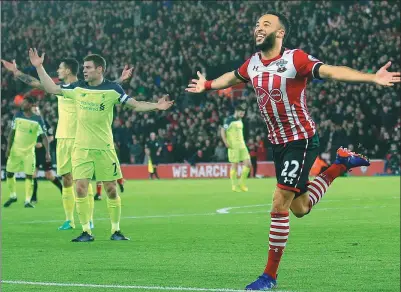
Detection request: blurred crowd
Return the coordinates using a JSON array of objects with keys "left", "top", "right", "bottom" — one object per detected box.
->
[{"left": 1, "top": 1, "right": 400, "bottom": 174}]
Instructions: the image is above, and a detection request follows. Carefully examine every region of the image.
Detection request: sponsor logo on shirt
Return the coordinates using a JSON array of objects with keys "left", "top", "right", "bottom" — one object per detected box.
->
[{"left": 254, "top": 87, "right": 283, "bottom": 107}]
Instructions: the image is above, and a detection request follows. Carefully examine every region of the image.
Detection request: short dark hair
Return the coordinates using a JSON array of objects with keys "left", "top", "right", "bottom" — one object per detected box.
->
[
  {"left": 83, "top": 54, "right": 107, "bottom": 72},
  {"left": 235, "top": 103, "right": 247, "bottom": 112},
  {"left": 60, "top": 58, "right": 79, "bottom": 76},
  {"left": 24, "top": 96, "right": 36, "bottom": 104},
  {"left": 261, "top": 11, "right": 291, "bottom": 41}
]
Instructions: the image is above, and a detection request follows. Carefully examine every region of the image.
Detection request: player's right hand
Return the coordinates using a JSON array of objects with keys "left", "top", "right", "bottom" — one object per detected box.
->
[
  {"left": 185, "top": 71, "right": 206, "bottom": 93},
  {"left": 28, "top": 48, "right": 45, "bottom": 68},
  {"left": 225, "top": 142, "right": 231, "bottom": 149},
  {"left": 156, "top": 94, "right": 174, "bottom": 110},
  {"left": 1, "top": 59, "right": 18, "bottom": 74}
]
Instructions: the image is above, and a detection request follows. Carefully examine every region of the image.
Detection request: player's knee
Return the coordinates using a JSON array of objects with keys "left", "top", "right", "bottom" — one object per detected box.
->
[
  {"left": 292, "top": 211, "right": 306, "bottom": 218},
  {"left": 271, "top": 188, "right": 295, "bottom": 212},
  {"left": 62, "top": 173, "right": 73, "bottom": 187},
  {"left": 105, "top": 184, "right": 117, "bottom": 198},
  {"left": 75, "top": 182, "right": 88, "bottom": 197},
  {"left": 6, "top": 172, "right": 14, "bottom": 178}
]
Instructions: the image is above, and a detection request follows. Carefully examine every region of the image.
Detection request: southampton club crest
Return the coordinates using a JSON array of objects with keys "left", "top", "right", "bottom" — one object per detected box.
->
[{"left": 275, "top": 59, "right": 288, "bottom": 73}]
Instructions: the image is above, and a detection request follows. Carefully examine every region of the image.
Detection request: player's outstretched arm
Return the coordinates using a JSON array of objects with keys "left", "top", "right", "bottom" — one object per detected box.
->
[
  {"left": 29, "top": 48, "right": 62, "bottom": 95},
  {"left": 125, "top": 95, "right": 174, "bottom": 112},
  {"left": 185, "top": 71, "right": 243, "bottom": 93},
  {"left": 1, "top": 59, "right": 44, "bottom": 90},
  {"left": 319, "top": 62, "right": 401, "bottom": 86},
  {"left": 114, "top": 65, "right": 134, "bottom": 84},
  {"left": 1, "top": 59, "right": 45, "bottom": 90}
]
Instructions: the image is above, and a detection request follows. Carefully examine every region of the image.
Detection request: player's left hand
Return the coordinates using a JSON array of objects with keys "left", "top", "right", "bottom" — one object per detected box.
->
[
  {"left": 156, "top": 95, "right": 174, "bottom": 110},
  {"left": 45, "top": 152, "right": 51, "bottom": 162},
  {"left": 374, "top": 61, "right": 401, "bottom": 86},
  {"left": 1, "top": 59, "right": 18, "bottom": 74},
  {"left": 120, "top": 65, "right": 134, "bottom": 82},
  {"left": 29, "top": 48, "right": 45, "bottom": 68}
]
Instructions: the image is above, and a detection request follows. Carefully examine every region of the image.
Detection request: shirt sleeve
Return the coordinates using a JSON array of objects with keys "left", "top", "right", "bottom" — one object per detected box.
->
[
  {"left": 223, "top": 117, "right": 232, "bottom": 131},
  {"left": 37, "top": 117, "right": 47, "bottom": 136},
  {"left": 11, "top": 113, "right": 18, "bottom": 130},
  {"left": 44, "top": 120, "right": 53, "bottom": 136},
  {"left": 112, "top": 83, "right": 131, "bottom": 105},
  {"left": 234, "top": 57, "right": 251, "bottom": 83},
  {"left": 60, "top": 82, "right": 78, "bottom": 99},
  {"left": 293, "top": 50, "right": 324, "bottom": 79}
]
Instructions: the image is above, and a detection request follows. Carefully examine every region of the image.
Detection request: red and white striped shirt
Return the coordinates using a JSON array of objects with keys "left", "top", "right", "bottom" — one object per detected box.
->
[{"left": 235, "top": 48, "right": 323, "bottom": 145}]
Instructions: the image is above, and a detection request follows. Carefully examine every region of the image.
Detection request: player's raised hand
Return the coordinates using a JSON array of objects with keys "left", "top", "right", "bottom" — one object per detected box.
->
[
  {"left": 1, "top": 59, "right": 18, "bottom": 74},
  {"left": 185, "top": 71, "right": 206, "bottom": 93},
  {"left": 120, "top": 65, "right": 134, "bottom": 82},
  {"left": 156, "top": 94, "right": 174, "bottom": 110},
  {"left": 374, "top": 61, "right": 401, "bottom": 86},
  {"left": 29, "top": 48, "right": 45, "bottom": 68}
]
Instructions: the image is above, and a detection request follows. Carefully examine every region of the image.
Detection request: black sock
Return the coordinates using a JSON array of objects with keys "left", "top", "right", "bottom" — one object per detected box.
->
[
  {"left": 32, "top": 178, "right": 38, "bottom": 200},
  {"left": 52, "top": 177, "right": 63, "bottom": 193},
  {"left": 154, "top": 168, "right": 160, "bottom": 179}
]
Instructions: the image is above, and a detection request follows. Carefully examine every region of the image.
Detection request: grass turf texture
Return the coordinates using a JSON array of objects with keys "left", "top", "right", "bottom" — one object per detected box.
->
[{"left": 1, "top": 177, "right": 400, "bottom": 292}]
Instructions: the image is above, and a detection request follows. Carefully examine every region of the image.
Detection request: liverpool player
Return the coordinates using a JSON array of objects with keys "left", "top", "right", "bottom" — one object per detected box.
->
[
  {"left": 220, "top": 103, "right": 251, "bottom": 192},
  {"left": 186, "top": 11, "right": 400, "bottom": 290},
  {"left": 30, "top": 49, "right": 173, "bottom": 242},
  {"left": 1, "top": 58, "right": 131, "bottom": 230}
]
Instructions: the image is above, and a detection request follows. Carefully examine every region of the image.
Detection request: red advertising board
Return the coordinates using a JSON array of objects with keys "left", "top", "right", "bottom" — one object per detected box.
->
[
  {"left": 121, "top": 160, "right": 385, "bottom": 179},
  {"left": 0, "top": 160, "right": 386, "bottom": 180}
]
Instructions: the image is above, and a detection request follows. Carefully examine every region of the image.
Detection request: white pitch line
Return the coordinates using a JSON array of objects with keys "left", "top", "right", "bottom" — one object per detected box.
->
[
  {"left": 216, "top": 204, "right": 270, "bottom": 214},
  {"left": 6, "top": 203, "right": 395, "bottom": 225},
  {"left": 1, "top": 280, "right": 293, "bottom": 292}
]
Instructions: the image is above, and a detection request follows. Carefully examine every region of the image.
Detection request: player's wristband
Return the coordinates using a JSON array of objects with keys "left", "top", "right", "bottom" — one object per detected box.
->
[{"left": 204, "top": 80, "right": 213, "bottom": 91}]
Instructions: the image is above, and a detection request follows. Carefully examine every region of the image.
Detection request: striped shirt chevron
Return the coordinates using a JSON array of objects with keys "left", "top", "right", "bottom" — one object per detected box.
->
[{"left": 235, "top": 48, "right": 323, "bottom": 145}]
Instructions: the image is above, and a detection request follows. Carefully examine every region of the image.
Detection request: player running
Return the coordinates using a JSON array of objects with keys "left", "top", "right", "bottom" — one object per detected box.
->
[
  {"left": 186, "top": 11, "right": 400, "bottom": 290},
  {"left": 220, "top": 103, "right": 252, "bottom": 192},
  {"left": 30, "top": 49, "right": 173, "bottom": 242},
  {"left": 1, "top": 58, "right": 132, "bottom": 230},
  {"left": 4, "top": 96, "right": 50, "bottom": 208}
]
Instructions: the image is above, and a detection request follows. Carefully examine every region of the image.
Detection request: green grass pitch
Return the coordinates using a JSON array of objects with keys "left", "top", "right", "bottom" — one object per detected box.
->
[{"left": 1, "top": 177, "right": 400, "bottom": 292}]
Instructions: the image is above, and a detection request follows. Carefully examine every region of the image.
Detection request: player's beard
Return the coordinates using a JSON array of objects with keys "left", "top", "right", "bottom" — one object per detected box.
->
[{"left": 254, "top": 32, "right": 276, "bottom": 52}]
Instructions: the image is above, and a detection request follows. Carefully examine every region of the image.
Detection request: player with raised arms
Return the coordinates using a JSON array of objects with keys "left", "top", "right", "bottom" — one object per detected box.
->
[
  {"left": 29, "top": 48, "right": 173, "bottom": 242},
  {"left": 1, "top": 58, "right": 132, "bottom": 230},
  {"left": 186, "top": 11, "right": 400, "bottom": 290}
]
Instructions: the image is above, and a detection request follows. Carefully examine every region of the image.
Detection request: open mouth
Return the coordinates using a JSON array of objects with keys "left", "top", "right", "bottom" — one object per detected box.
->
[{"left": 256, "top": 34, "right": 266, "bottom": 42}]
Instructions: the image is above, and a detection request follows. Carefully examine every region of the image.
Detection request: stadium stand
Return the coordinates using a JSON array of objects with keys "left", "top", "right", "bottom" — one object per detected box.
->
[{"left": 1, "top": 1, "right": 399, "bottom": 173}]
